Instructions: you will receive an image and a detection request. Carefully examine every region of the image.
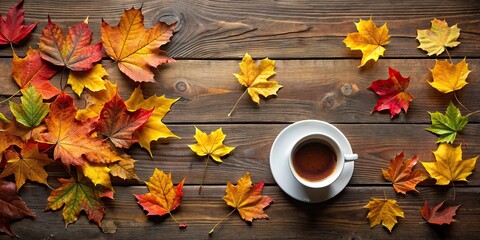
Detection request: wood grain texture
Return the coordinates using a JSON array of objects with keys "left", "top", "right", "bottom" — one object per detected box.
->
[
  {"left": 1, "top": 59, "right": 479, "bottom": 124},
  {"left": 0, "top": 0, "right": 479, "bottom": 59},
  {"left": 2, "top": 185, "right": 478, "bottom": 240}
]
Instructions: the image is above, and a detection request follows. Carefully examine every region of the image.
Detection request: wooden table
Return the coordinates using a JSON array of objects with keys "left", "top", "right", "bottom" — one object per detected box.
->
[{"left": 1, "top": 0, "right": 480, "bottom": 239}]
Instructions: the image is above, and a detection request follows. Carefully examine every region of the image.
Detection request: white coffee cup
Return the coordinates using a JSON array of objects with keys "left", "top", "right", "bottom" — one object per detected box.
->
[{"left": 289, "top": 133, "right": 358, "bottom": 188}]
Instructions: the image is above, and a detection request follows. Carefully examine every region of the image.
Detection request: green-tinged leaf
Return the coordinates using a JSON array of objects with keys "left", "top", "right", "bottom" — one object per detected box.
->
[
  {"left": 0, "top": 112, "right": 8, "bottom": 123},
  {"left": 426, "top": 102, "right": 468, "bottom": 143},
  {"left": 9, "top": 85, "right": 50, "bottom": 128}
]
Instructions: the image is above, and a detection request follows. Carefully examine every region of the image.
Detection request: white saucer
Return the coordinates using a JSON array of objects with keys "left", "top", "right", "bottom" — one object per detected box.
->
[{"left": 269, "top": 120, "right": 355, "bottom": 203}]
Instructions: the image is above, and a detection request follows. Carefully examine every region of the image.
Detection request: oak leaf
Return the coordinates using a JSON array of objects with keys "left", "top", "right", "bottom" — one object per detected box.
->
[
  {"left": 68, "top": 64, "right": 108, "bottom": 97},
  {"left": 365, "top": 197, "right": 404, "bottom": 232},
  {"left": 210, "top": 172, "right": 273, "bottom": 234},
  {"left": 421, "top": 143, "right": 477, "bottom": 185},
  {"left": 101, "top": 7, "right": 176, "bottom": 82},
  {"left": 188, "top": 127, "right": 235, "bottom": 163},
  {"left": 125, "top": 87, "right": 179, "bottom": 156},
  {"left": 97, "top": 93, "right": 153, "bottom": 148},
  {"left": 368, "top": 67, "right": 414, "bottom": 118},
  {"left": 9, "top": 85, "right": 50, "bottom": 128},
  {"left": 426, "top": 102, "right": 468, "bottom": 143},
  {"left": 0, "top": 143, "right": 52, "bottom": 191},
  {"left": 382, "top": 151, "right": 428, "bottom": 194},
  {"left": 134, "top": 169, "right": 186, "bottom": 228},
  {"left": 417, "top": 19, "right": 460, "bottom": 56},
  {"left": 38, "top": 93, "right": 121, "bottom": 167},
  {"left": 343, "top": 17, "right": 390, "bottom": 67},
  {"left": 0, "top": 0, "right": 37, "bottom": 45},
  {"left": 420, "top": 200, "right": 459, "bottom": 225},
  {"left": 0, "top": 180, "right": 35, "bottom": 236},
  {"left": 12, "top": 48, "right": 60, "bottom": 99},
  {"left": 429, "top": 59, "right": 470, "bottom": 93},
  {"left": 39, "top": 17, "right": 102, "bottom": 71},
  {"left": 46, "top": 172, "right": 113, "bottom": 227},
  {"left": 76, "top": 80, "right": 117, "bottom": 120}
]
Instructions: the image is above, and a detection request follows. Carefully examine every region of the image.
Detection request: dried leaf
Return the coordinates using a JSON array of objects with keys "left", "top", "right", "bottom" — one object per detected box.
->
[
  {"left": 101, "top": 7, "right": 175, "bottom": 82},
  {"left": 382, "top": 151, "right": 428, "bottom": 194},
  {"left": 368, "top": 67, "right": 414, "bottom": 118},
  {"left": 0, "top": 180, "right": 35, "bottom": 236},
  {"left": 420, "top": 200, "right": 459, "bottom": 225},
  {"left": 429, "top": 59, "right": 470, "bottom": 93},
  {"left": 125, "top": 87, "right": 179, "bottom": 156},
  {"left": 0, "top": 143, "right": 52, "bottom": 191},
  {"left": 421, "top": 143, "right": 477, "bottom": 185},
  {"left": 0, "top": 122, "right": 22, "bottom": 163},
  {"left": 108, "top": 154, "right": 139, "bottom": 181},
  {"left": 426, "top": 102, "right": 468, "bottom": 143},
  {"left": 417, "top": 19, "right": 460, "bottom": 56},
  {"left": 39, "top": 17, "right": 102, "bottom": 71},
  {"left": 9, "top": 85, "right": 50, "bottom": 128},
  {"left": 365, "top": 198, "right": 404, "bottom": 232},
  {"left": 188, "top": 127, "right": 235, "bottom": 163},
  {"left": 0, "top": 0, "right": 37, "bottom": 45},
  {"left": 76, "top": 80, "right": 117, "bottom": 120},
  {"left": 68, "top": 64, "right": 108, "bottom": 96},
  {"left": 343, "top": 17, "right": 390, "bottom": 67},
  {"left": 46, "top": 172, "right": 113, "bottom": 227},
  {"left": 80, "top": 161, "right": 112, "bottom": 189}
]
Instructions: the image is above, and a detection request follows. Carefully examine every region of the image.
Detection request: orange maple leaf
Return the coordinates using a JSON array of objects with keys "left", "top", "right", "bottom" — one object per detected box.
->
[
  {"left": 210, "top": 172, "right": 273, "bottom": 234},
  {"left": 365, "top": 197, "right": 404, "bottom": 232},
  {"left": 101, "top": 7, "right": 176, "bottom": 82},
  {"left": 381, "top": 151, "right": 428, "bottom": 194},
  {"left": 38, "top": 93, "right": 122, "bottom": 167},
  {"left": 134, "top": 169, "right": 186, "bottom": 228},
  {"left": 0, "top": 122, "right": 22, "bottom": 164}
]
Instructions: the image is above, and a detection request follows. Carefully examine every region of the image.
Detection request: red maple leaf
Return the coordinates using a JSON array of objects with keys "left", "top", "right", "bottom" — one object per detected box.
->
[
  {"left": 420, "top": 200, "right": 459, "bottom": 225},
  {"left": 0, "top": 180, "right": 35, "bottom": 236},
  {"left": 0, "top": 0, "right": 37, "bottom": 45},
  {"left": 368, "top": 67, "right": 414, "bottom": 118}
]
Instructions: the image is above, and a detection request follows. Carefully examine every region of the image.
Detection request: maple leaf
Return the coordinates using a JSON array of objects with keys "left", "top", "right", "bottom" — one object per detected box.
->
[
  {"left": 364, "top": 197, "right": 404, "bottom": 233},
  {"left": 38, "top": 93, "right": 122, "bottom": 167},
  {"left": 420, "top": 200, "right": 459, "bottom": 225},
  {"left": 429, "top": 58, "right": 470, "bottom": 94},
  {"left": 0, "top": 123, "right": 22, "bottom": 163},
  {"left": 134, "top": 169, "right": 186, "bottom": 228},
  {"left": 80, "top": 161, "right": 112, "bottom": 189},
  {"left": 382, "top": 151, "right": 428, "bottom": 194},
  {"left": 229, "top": 53, "right": 282, "bottom": 116},
  {"left": 97, "top": 93, "right": 153, "bottom": 148},
  {"left": 68, "top": 64, "right": 108, "bottom": 97},
  {"left": 0, "top": 143, "right": 52, "bottom": 191},
  {"left": 9, "top": 85, "right": 50, "bottom": 128},
  {"left": 108, "top": 154, "right": 139, "bottom": 181},
  {"left": 39, "top": 17, "right": 102, "bottom": 71},
  {"left": 417, "top": 19, "right": 460, "bottom": 56},
  {"left": 76, "top": 80, "right": 117, "bottom": 120},
  {"left": 46, "top": 172, "right": 113, "bottom": 227},
  {"left": 0, "top": 180, "right": 35, "bottom": 236},
  {"left": 368, "top": 67, "right": 414, "bottom": 118},
  {"left": 0, "top": 113, "right": 8, "bottom": 124},
  {"left": 421, "top": 143, "right": 477, "bottom": 185},
  {"left": 343, "top": 17, "right": 390, "bottom": 67},
  {"left": 125, "top": 87, "right": 179, "bottom": 156},
  {"left": 0, "top": 0, "right": 37, "bottom": 45},
  {"left": 12, "top": 48, "right": 60, "bottom": 99},
  {"left": 101, "top": 7, "right": 176, "bottom": 82},
  {"left": 426, "top": 102, "right": 468, "bottom": 143},
  {"left": 210, "top": 172, "right": 273, "bottom": 234}
]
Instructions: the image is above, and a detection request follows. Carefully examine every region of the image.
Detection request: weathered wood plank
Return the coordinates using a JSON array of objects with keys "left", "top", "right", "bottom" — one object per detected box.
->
[
  {"left": 3, "top": 185, "right": 478, "bottom": 239},
  {"left": 0, "top": 0, "right": 479, "bottom": 59},
  {"left": 1, "top": 59, "right": 479, "bottom": 124},
  {"left": 7, "top": 123, "right": 476, "bottom": 186}
]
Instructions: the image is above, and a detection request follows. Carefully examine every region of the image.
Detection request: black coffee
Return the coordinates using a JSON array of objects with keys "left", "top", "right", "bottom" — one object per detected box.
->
[{"left": 292, "top": 141, "right": 337, "bottom": 182}]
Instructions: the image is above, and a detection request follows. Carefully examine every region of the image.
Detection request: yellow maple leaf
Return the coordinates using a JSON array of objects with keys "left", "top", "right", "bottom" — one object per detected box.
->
[
  {"left": 188, "top": 127, "right": 235, "bottom": 163},
  {"left": 80, "top": 161, "right": 112, "bottom": 189},
  {"left": 429, "top": 59, "right": 470, "bottom": 93},
  {"left": 364, "top": 197, "right": 404, "bottom": 232},
  {"left": 229, "top": 53, "right": 282, "bottom": 116},
  {"left": 421, "top": 143, "right": 477, "bottom": 185},
  {"left": 124, "top": 87, "right": 179, "bottom": 157},
  {"left": 343, "top": 17, "right": 390, "bottom": 67},
  {"left": 417, "top": 19, "right": 460, "bottom": 56},
  {"left": 76, "top": 80, "right": 117, "bottom": 120},
  {"left": 68, "top": 64, "right": 108, "bottom": 96}
]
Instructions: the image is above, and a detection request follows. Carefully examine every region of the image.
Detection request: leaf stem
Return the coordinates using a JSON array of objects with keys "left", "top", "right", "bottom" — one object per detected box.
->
[
  {"left": 445, "top": 49, "right": 453, "bottom": 64},
  {"left": 228, "top": 89, "right": 248, "bottom": 117},
  {"left": 198, "top": 155, "right": 210, "bottom": 194},
  {"left": 453, "top": 91, "right": 470, "bottom": 112},
  {"left": 466, "top": 110, "right": 480, "bottom": 117},
  {"left": 9, "top": 42, "right": 16, "bottom": 56},
  {"left": 209, "top": 208, "right": 236, "bottom": 235},
  {"left": 60, "top": 67, "right": 66, "bottom": 91},
  {"left": 168, "top": 212, "right": 186, "bottom": 228},
  {"left": 0, "top": 89, "right": 22, "bottom": 105}
]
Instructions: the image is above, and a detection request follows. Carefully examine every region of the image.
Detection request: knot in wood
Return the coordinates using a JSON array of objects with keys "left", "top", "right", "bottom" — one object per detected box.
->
[
  {"left": 175, "top": 81, "right": 188, "bottom": 92},
  {"left": 341, "top": 83, "right": 353, "bottom": 96},
  {"left": 322, "top": 94, "right": 335, "bottom": 109},
  {"left": 154, "top": 12, "right": 184, "bottom": 33}
]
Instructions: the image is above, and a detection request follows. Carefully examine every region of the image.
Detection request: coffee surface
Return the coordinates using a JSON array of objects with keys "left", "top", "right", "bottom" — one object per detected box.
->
[{"left": 292, "top": 141, "right": 337, "bottom": 182}]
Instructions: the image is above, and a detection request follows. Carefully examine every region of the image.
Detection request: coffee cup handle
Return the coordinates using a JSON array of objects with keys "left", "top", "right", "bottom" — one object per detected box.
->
[{"left": 344, "top": 153, "right": 358, "bottom": 162}]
